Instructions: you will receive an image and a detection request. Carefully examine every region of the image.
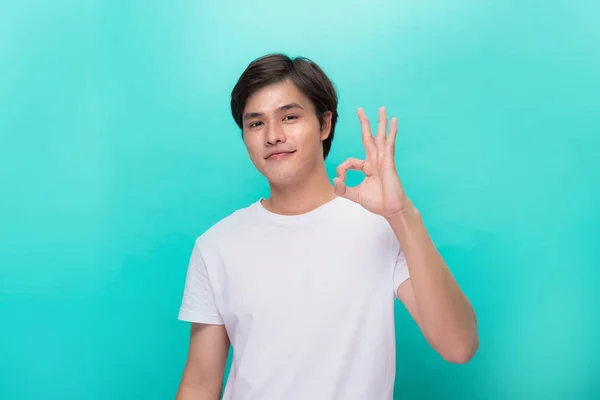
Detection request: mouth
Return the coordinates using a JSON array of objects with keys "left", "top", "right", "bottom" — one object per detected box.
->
[{"left": 266, "top": 151, "right": 296, "bottom": 160}]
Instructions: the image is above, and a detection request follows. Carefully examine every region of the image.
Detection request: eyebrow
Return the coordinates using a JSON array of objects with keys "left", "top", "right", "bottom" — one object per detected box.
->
[{"left": 242, "top": 103, "right": 305, "bottom": 122}]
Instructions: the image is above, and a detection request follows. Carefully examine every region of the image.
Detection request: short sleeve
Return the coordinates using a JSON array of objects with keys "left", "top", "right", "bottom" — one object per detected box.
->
[
  {"left": 178, "top": 241, "right": 224, "bottom": 325},
  {"left": 393, "top": 241, "right": 410, "bottom": 299}
]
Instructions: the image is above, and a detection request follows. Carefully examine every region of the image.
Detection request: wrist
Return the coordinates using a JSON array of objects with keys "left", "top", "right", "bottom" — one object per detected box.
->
[
  {"left": 385, "top": 202, "right": 422, "bottom": 238},
  {"left": 385, "top": 201, "right": 419, "bottom": 222}
]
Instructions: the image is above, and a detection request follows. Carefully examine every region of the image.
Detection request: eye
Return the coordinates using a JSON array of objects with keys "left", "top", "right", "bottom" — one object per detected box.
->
[
  {"left": 248, "top": 121, "right": 263, "bottom": 128},
  {"left": 283, "top": 114, "right": 298, "bottom": 121}
]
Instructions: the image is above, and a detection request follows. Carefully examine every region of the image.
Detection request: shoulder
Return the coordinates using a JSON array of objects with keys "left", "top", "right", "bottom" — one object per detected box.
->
[
  {"left": 332, "top": 198, "right": 401, "bottom": 263},
  {"left": 332, "top": 197, "right": 395, "bottom": 238},
  {"left": 335, "top": 197, "right": 390, "bottom": 226},
  {"left": 194, "top": 199, "right": 260, "bottom": 250}
]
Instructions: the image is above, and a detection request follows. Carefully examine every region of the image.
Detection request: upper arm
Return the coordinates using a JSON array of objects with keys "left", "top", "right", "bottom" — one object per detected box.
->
[
  {"left": 396, "top": 278, "right": 429, "bottom": 342},
  {"left": 392, "top": 229, "right": 422, "bottom": 331},
  {"left": 177, "top": 323, "right": 230, "bottom": 398},
  {"left": 177, "top": 240, "right": 229, "bottom": 398},
  {"left": 178, "top": 242, "right": 224, "bottom": 325},
  {"left": 396, "top": 279, "right": 436, "bottom": 349},
  {"left": 397, "top": 278, "right": 420, "bottom": 326}
]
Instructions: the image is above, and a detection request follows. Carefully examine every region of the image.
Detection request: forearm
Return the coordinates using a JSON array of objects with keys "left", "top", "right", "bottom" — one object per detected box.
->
[
  {"left": 176, "top": 382, "right": 222, "bottom": 400},
  {"left": 387, "top": 203, "right": 478, "bottom": 363}
]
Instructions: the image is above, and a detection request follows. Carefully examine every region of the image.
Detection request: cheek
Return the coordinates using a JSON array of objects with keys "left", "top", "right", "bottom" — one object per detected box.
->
[
  {"left": 289, "top": 122, "right": 322, "bottom": 148},
  {"left": 243, "top": 136, "right": 261, "bottom": 157}
]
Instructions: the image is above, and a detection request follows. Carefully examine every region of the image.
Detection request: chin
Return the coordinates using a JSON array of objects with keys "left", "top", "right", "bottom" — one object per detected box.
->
[
  {"left": 265, "top": 171, "right": 298, "bottom": 187},
  {"left": 260, "top": 164, "right": 302, "bottom": 186},
  {"left": 258, "top": 156, "right": 316, "bottom": 186}
]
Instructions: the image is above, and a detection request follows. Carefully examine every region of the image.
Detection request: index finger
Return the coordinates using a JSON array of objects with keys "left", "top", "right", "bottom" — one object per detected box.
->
[{"left": 357, "top": 108, "right": 377, "bottom": 161}]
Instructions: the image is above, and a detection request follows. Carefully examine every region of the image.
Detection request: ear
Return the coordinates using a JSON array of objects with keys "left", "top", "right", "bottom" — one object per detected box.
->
[{"left": 320, "top": 111, "right": 333, "bottom": 141}]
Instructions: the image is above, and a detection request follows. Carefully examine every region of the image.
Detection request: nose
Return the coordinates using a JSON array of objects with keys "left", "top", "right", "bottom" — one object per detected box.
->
[{"left": 265, "top": 123, "right": 286, "bottom": 146}]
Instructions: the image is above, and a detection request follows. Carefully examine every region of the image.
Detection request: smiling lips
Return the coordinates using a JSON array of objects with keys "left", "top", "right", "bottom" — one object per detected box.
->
[{"left": 266, "top": 150, "right": 296, "bottom": 160}]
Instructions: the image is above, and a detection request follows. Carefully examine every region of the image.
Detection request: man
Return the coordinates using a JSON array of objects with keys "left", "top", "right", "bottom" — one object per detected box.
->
[{"left": 176, "top": 53, "right": 479, "bottom": 400}]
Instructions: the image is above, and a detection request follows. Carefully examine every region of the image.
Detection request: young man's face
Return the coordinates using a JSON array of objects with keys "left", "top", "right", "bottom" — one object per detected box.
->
[{"left": 241, "top": 80, "right": 332, "bottom": 186}]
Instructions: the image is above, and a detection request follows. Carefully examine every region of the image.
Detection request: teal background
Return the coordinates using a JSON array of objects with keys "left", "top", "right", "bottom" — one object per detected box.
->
[{"left": 1, "top": 1, "right": 599, "bottom": 399}]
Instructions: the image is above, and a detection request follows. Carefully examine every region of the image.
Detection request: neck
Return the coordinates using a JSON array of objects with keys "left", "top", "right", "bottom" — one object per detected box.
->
[{"left": 263, "top": 164, "right": 337, "bottom": 216}]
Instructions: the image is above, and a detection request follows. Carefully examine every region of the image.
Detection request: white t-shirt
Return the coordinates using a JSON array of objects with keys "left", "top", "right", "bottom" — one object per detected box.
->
[{"left": 178, "top": 196, "right": 410, "bottom": 400}]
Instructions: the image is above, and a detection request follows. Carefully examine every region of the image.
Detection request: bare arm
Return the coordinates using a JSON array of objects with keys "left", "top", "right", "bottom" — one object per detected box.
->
[
  {"left": 389, "top": 206, "right": 479, "bottom": 364},
  {"left": 176, "top": 323, "right": 230, "bottom": 400},
  {"left": 331, "top": 106, "right": 477, "bottom": 363}
]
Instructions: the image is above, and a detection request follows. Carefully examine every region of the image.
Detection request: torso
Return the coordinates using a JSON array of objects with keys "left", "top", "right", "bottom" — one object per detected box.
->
[{"left": 195, "top": 196, "right": 404, "bottom": 400}]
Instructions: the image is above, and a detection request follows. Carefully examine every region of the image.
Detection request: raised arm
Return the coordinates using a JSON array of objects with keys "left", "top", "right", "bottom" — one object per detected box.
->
[{"left": 334, "top": 106, "right": 478, "bottom": 363}]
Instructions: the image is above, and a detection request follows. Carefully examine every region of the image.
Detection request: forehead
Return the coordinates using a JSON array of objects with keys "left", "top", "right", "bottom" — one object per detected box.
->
[{"left": 244, "top": 80, "right": 312, "bottom": 113}]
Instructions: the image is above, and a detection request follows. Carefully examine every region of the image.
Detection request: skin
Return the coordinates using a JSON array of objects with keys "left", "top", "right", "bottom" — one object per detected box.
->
[
  {"left": 334, "top": 107, "right": 479, "bottom": 364},
  {"left": 242, "top": 79, "right": 337, "bottom": 215},
  {"left": 176, "top": 79, "right": 479, "bottom": 399}
]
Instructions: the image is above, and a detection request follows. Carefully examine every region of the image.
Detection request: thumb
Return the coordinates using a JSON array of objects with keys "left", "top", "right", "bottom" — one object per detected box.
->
[{"left": 333, "top": 177, "right": 360, "bottom": 203}]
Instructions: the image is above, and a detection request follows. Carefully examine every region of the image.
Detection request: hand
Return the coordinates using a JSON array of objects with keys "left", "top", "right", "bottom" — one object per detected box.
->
[{"left": 333, "top": 106, "right": 413, "bottom": 219}]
